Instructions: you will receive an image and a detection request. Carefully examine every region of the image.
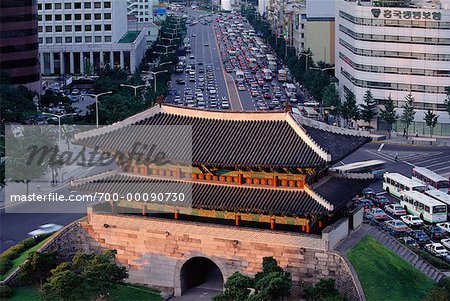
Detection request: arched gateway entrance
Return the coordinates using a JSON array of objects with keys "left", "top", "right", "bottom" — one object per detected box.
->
[{"left": 179, "top": 257, "right": 224, "bottom": 296}]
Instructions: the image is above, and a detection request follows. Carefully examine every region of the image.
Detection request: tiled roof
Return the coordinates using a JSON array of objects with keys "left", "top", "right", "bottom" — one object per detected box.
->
[
  {"left": 313, "top": 176, "right": 374, "bottom": 210},
  {"left": 301, "top": 125, "right": 371, "bottom": 163},
  {"left": 73, "top": 172, "right": 328, "bottom": 216}
]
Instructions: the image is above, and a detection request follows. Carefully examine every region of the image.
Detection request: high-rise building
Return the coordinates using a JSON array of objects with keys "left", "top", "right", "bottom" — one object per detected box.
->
[
  {"left": 37, "top": 0, "right": 147, "bottom": 75},
  {"left": 127, "top": 0, "right": 158, "bottom": 47},
  {"left": 336, "top": 0, "right": 450, "bottom": 132},
  {"left": 0, "top": 0, "right": 41, "bottom": 93}
]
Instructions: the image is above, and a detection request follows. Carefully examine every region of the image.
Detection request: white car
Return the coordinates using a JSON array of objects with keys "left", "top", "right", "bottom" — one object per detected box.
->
[
  {"left": 441, "top": 238, "right": 450, "bottom": 250},
  {"left": 400, "top": 215, "right": 423, "bottom": 227},
  {"left": 28, "top": 224, "right": 63, "bottom": 237},
  {"left": 437, "top": 222, "right": 450, "bottom": 233},
  {"left": 425, "top": 243, "right": 450, "bottom": 257},
  {"left": 384, "top": 204, "right": 407, "bottom": 216},
  {"left": 365, "top": 208, "right": 388, "bottom": 220}
]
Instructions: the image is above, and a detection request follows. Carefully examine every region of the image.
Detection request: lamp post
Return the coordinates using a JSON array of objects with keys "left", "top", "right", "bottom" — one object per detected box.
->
[
  {"left": 161, "top": 37, "right": 180, "bottom": 44},
  {"left": 299, "top": 52, "right": 313, "bottom": 72},
  {"left": 149, "top": 70, "right": 168, "bottom": 93},
  {"left": 154, "top": 50, "right": 176, "bottom": 56},
  {"left": 120, "top": 84, "right": 148, "bottom": 96},
  {"left": 157, "top": 44, "right": 176, "bottom": 52},
  {"left": 309, "top": 66, "right": 335, "bottom": 72},
  {"left": 42, "top": 112, "right": 77, "bottom": 144},
  {"left": 87, "top": 91, "right": 112, "bottom": 128}
]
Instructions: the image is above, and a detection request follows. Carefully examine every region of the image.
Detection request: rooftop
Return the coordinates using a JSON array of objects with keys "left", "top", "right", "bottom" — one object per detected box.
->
[{"left": 118, "top": 31, "right": 141, "bottom": 43}]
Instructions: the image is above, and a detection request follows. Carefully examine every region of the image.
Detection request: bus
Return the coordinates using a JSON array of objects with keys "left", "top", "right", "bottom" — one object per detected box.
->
[
  {"left": 412, "top": 167, "right": 449, "bottom": 192},
  {"left": 400, "top": 190, "right": 447, "bottom": 223},
  {"left": 425, "top": 189, "right": 450, "bottom": 218},
  {"left": 382, "top": 172, "right": 427, "bottom": 199},
  {"left": 263, "top": 68, "right": 272, "bottom": 81},
  {"left": 278, "top": 69, "right": 287, "bottom": 82},
  {"left": 285, "top": 83, "right": 297, "bottom": 97},
  {"left": 331, "top": 160, "right": 386, "bottom": 175}
]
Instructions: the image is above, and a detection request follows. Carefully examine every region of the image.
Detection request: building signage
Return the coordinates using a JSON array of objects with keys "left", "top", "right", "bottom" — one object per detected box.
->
[{"left": 371, "top": 8, "right": 441, "bottom": 20}]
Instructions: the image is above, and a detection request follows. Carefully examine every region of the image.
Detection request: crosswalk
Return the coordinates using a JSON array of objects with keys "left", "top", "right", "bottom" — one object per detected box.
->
[{"left": 365, "top": 150, "right": 450, "bottom": 178}]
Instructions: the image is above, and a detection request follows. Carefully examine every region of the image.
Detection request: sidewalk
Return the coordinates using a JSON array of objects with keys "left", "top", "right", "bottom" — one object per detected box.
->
[{"left": 369, "top": 132, "right": 450, "bottom": 147}]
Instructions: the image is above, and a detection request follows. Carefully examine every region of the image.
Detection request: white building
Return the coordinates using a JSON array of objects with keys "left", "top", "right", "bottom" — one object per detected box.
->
[
  {"left": 221, "top": 0, "right": 231, "bottom": 11},
  {"left": 38, "top": 0, "right": 147, "bottom": 75},
  {"left": 127, "top": 0, "right": 159, "bottom": 47},
  {"left": 336, "top": 0, "right": 450, "bottom": 132}
]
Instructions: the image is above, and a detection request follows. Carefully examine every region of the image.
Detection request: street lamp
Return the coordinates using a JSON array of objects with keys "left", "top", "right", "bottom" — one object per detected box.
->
[
  {"left": 309, "top": 66, "right": 335, "bottom": 72},
  {"left": 87, "top": 91, "right": 112, "bottom": 128},
  {"left": 143, "top": 70, "right": 169, "bottom": 93},
  {"left": 154, "top": 50, "right": 176, "bottom": 56},
  {"left": 298, "top": 52, "right": 313, "bottom": 72},
  {"left": 42, "top": 112, "right": 77, "bottom": 145},
  {"left": 161, "top": 37, "right": 180, "bottom": 44},
  {"left": 157, "top": 44, "right": 176, "bottom": 52},
  {"left": 120, "top": 84, "right": 148, "bottom": 96}
]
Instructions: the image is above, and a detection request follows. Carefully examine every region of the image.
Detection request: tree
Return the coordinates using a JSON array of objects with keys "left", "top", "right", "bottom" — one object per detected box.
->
[
  {"left": 424, "top": 109, "right": 439, "bottom": 137},
  {"left": 379, "top": 95, "right": 398, "bottom": 139},
  {"left": 214, "top": 272, "right": 253, "bottom": 301},
  {"left": 340, "top": 90, "right": 359, "bottom": 127},
  {"left": 0, "top": 84, "right": 37, "bottom": 123},
  {"left": 445, "top": 87, "right": 450, "bottom": 115},
  {"left": 42, "top": 262, "right": 86, "bottom": 301},
  {"left": 19, "top": 251, "right": 58, "bottom": 287},
  {"left": 321, "top": 83, "right": 340, "bottom": 109},
  {"left": 303, "top": 278, "right": 345, "bottom": 301},
  {"left": 359, "top": 90, "right": 377, "bottom": 128},
  {"left": 400, "top": 93, "right": 416, "bottom": 139}
]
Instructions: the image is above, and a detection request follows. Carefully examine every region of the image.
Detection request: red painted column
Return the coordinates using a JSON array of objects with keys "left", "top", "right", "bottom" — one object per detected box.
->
[
  {"left": 174, "top": 210, "right": 179, "bottom": 220},
  {"left": 270, "top": 218, "right": 275, "bottom": 230},
  {"left": 235, "top": 214, "right": 240, "bottom": 226}
]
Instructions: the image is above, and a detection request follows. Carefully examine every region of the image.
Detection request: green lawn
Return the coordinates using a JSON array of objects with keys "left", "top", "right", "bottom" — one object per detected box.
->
[
  {"left": 5, "top": 284, "right": 161, "bottom": 301},
  {"left": 0, "top": 238, "right": 50, "bottom": 281},
  {"left": 348, "top": 235, "right": 435, "bottom": 301}
]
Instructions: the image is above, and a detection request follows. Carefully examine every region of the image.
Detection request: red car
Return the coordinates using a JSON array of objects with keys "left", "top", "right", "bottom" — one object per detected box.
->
[{"left": 263, "top": 93, "right": 272, "bottom": 99}]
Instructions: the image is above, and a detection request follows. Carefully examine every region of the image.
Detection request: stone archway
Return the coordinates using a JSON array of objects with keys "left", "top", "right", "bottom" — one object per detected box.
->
[{"left": 174, "top": 254, "right": 227, "bottom": 296}]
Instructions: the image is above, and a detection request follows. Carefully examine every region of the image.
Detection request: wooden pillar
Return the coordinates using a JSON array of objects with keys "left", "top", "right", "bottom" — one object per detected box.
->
[
  {"left": 270, "top": 218, "right": 275, "bottom": 230},
  {"left": 306, "top": 221, "right": 311, "bottom": 234},
  {"left": 142, "top": 205, "right": 146, "bottom": 216},
  {"left": 273, "top": 175, "right": 277, "bottom": 187},
  {"left": 238, "top": 174, "right": 243, "bottom": 185},
  {"left": 319, "top": 220, "right": 324, "bottom": 229},
  {"left": 174, "top": 209, "right": 179, "bottom": 220},
  {"left": 302, "top": 225, "right": 306, "bottom": 232},
  {"left": 235, "top": 214, "right": 240, "bottom": 226}
]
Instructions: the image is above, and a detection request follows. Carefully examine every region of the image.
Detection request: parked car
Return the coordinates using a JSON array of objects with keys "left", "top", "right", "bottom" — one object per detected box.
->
[
  {"left": 384, "top": 220, "right": 409, "bottom": 232},
  {"left": 28, "top": 224, "right": 63, "bottom": 237},
  {"left": 408, "top": 230, "right": 430, "bottom": 244},
  {"left": 370, "top": 195, "right": 393, "bottom": 208},
  {"left": 400, "top": 215, "right": 424, "bottom": 227},
  {"left": 425, "top": 243, "right": 450, "bottom": 257},
  {"left": 384, "top": 204, "right": 407, "bottom": 216},
  {"left": 424, "top": 225, "right": 447, "bottom": 239},
  {"left": 365, "top": 208, "right": 388, "bottom": 220}
]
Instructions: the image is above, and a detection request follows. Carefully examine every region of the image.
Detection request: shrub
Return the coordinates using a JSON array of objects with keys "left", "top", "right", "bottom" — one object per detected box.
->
[
  {"left": 0, "top": 234, "right": 51, "bottom": 261},
  {"left": 0, "top": 257, "right": 13, "bottom": 274},
  {"left": 0, "top": 285, "right": 13, "bottom": 298}
]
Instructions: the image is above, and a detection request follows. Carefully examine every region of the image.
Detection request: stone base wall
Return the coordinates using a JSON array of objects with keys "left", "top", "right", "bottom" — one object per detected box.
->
[{"left": 73, "top": 213, "right": 360, "bottom": 300}]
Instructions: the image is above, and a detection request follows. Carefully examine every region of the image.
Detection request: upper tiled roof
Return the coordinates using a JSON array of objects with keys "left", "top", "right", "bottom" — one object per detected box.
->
[
  {"left": 73, "top": 172, "right": 328, "bottom": 216},
  {"left": 74, "top": 105, "right": 371, "bottom": 168}
]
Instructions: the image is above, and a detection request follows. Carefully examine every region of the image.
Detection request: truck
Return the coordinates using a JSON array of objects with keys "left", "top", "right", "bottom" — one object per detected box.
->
[{"left": 236, "top": 70, "right": 245, "bottom": 83}]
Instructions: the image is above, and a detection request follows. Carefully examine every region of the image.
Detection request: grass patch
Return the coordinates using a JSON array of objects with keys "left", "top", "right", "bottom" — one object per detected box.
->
[
  {"left": 6, "top": 284, "right": 161, "bottom": 301},
  {"left": 348, "top": 235, "right": 435, "bottom": 301},
  {"left": 0, "top": 238, "right": 51, "bottom": 281}
]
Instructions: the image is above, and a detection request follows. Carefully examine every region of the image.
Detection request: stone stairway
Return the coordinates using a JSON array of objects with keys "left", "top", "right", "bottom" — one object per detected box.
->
[{"left": 362, "top": 224, "right": 446, "bottom": 282}]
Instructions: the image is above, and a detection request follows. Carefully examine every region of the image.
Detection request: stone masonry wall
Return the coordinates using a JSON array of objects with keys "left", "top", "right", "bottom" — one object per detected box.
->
[{"left": 76, "top": 213, "right": 360, "bottom": 300}]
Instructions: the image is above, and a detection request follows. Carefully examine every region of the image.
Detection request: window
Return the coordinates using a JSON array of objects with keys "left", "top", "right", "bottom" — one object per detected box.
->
[
  {"left": 104, "top": 2, "right": 111, "bottom": 8},
  {"left": 38, "top": 37, "right": 43, "bottom": 44},
  {"left": 38, "top": 3, "right": 42, "bottom": 10},
  {"left": 94, "top": 2, "right": 101, "bottom": 8},
  {"left": 85, "top": 36, "right": 92, "bottom": 43},
  {"left": 95, "top": 36, "right": 102, "bottom": 42},
  {"left": 65, "top": 37, "right": 72, "bottom": 43},
  {"left": 55, "top": 14, "right": 62, "bottom": 21},
  {"left": 55, "top": 37, "right": 62, "bottom": 43},
  {"left": 85, "top": 14, "right": 91, "bottom": 20},
  {"left": 45, "top": 26, "right": 52, "bottom": 32},
  {"left": 45, "top": 37, "right": 53, "bottom": 44},
  {"left": 65, "top": 25, "right": 72, "bottom": 32},
  {"left": 65, "top": 14, "right": 72, "bottom": 21},
  {"left": 55, "top": 3, "right": 61, "bottom": 9},
  {"left": 104, "top": 13, "right": 111, "bottom": 19},
  {"left": 104, "top": 36, "right": 111, "bottom": 42},
  {"left": 75, "top": 14, "right": 81, "bottom": 20},
  {"left": 94, "top": 13, "right": 101, "bottom": 20},
  {"left": 104, "top": 24, "right": 111, "bottom": 31},
  {"left": 45, "top": 15, "right": 52, "bottom": 21},
  {"left": 94, "top": 25, "right": 102, "bottom": 31},
  {"left": 45, "top": 3, "right": 51, "bottom": 10},
  {"left": 85, "top": 25, "right": 92, "bottom": 31},
  {"left": 75, "top": 37, "right": 82, "bottom": 43},
  {"left": 64, "top": 3, "right": 71, "bottom": 9},
  {"left": 38, "top": 26, "right": 43, "bottom": 33},
  {"left": 84, "top": 2, "right": 91, "bottom": 8},
  {"left": 55, "top": 26, "right": 62, "bottom": 32},
  {"left": 74, "top": 2, "right": 81, "bottom": 9},
  {"left": 75, "top": 25, "right": 82, "bottom": 32}
]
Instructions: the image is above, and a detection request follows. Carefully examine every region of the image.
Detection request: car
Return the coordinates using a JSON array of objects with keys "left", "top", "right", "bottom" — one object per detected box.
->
[
  {"left": 400, "top": 215, "right": 423, "bottom": 227},
  {"left": 176, "top": 79, "right": 186, "bottom": 85},
  {"left": 174, "top": 95, "right": 182, "bottom": 104},
  {"left": 425, "top": 243, "right": 450, "bottom": 257},
  {"left": 384, "top": 219, "right": 409, "bottom": 232},
  {"left": 354, "top": 198, "right": 374, "bottom": 209},
  {"left": 437, "top": 222, "right": 450, "bottom": 233},
  {"left": 238, "top": 85, "right": 246, "bottom": 91},
  {"left": 209, "top": 89, "right": 217, "bottom": 95},
  {"left": 424, "top": 225, "right": 447, "bottom": 239},
  {"left": 251, "top": 90, "right": 259, "bottom": 97},
  {"left": 365, "top": 208, "right": 388, "bottom": 220},
  {"left": 384, "top": 204, "right": 407, "bottom": 216},
  {"left": 28, "top": 224, "right": 63, "bottom": 237},
  {"left": 263, "top": 93, "right": 272, "bottom": 99},
  {"left": 441, "top": 238, "right": 450, "bottom": 250},
  {"left": 192, "top": 33, "right": 197, "bottom": 37},
  {"left": 408, "top": 230, "right": 430, "bottom": 244},
  {"left": 398, "top": 236, "right": 419, "bottom": 248},
  {"left": 371, "top": 195, "right": 393, "bottom": 208},
  {"left": 204, "top": 43, "right": 209, "bottom": 46},
  {"left": 362, "top": 187, "right": 376, "bottom": 198},
  {"left": 189, "top": 76, "right": 196, "bottom": 82}
]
